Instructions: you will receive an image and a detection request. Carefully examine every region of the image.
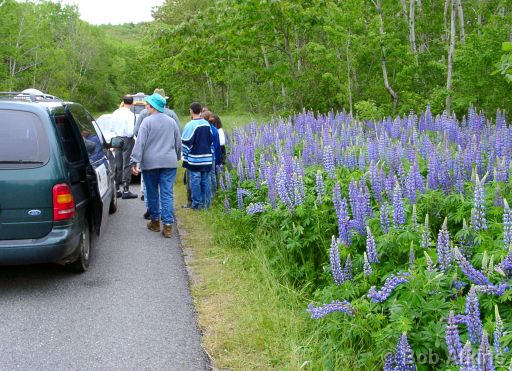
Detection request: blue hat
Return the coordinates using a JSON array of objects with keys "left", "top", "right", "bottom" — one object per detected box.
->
[{"left": 145, "top": 93, "right": 166, "bottom": 113}]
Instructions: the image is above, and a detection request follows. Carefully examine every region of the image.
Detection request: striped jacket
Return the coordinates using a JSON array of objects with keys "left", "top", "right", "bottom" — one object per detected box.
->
[{"left": 181, "top": 118, "right": 213, "bottom": 172}]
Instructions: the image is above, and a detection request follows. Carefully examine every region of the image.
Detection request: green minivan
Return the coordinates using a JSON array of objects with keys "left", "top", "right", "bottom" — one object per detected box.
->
[{"left": 0, "top": 91, "right": 118, "bottom": 272}]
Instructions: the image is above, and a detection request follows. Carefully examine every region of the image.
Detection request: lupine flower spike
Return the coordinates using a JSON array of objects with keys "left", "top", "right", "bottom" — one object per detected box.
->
[
  {"left": 409, "top": 242, "right": 415, "bottom": 267},
  {"left": 504, "top": 199, "right": 512, "bottom": 250},
  {"left": 471, "top": 173, "right": 488, "bottom": 231},
  {"left": 424, "top": 251, "right": 435, "bottom": 272},
  {"left": 436, "top": 217, "right": 451, "bottom": 272},
  {"left": 445, "top": 310, "right": 463, "bottom": 366},
  {"left": 460, "top": 340, "right": 475, "bottom": 371},
  {"left": 363, "top": 252, "right": 373, "bottom": 276},
  {"left": 494, "top": 305, "right": 505, "bottom": 359},
  {"left": 466, "top": 286, "right": 483, "bottom": 345},
  {"left": 307, "top": 300, "right": 355, "bottom": 318},
  {"left": 394, "top": 333, "right": 416, "bottom": 371},
  {"left": 367, "top": 272, "right": 410, "bottom": 303},
  {"left": 366, "top": 226, "right": 379, "bottom": 264},
  {"left": 330, "top": 236, "right": 345, "bottom": 285},
  {"left": 477, "top": 331, "right": 495, "bottom": 371},
  {"left": 421, "top": 214, "right": 431, "bottom": 249}
]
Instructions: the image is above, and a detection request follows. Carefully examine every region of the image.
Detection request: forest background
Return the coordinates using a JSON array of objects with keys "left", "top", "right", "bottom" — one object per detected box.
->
[{"left": 1, "top": 0, "right": 512, "bottom": 119}]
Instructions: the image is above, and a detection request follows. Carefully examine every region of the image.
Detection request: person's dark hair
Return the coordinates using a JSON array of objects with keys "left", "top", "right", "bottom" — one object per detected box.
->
[
  {"left": 123, "top": 95, "right": 134, "bottom": 105},
  {"left": 190, "top": 102, "right": 202, "bottom": 114},
  {"left": 213, "top": 114, "right": 222, "bottom": 129}
]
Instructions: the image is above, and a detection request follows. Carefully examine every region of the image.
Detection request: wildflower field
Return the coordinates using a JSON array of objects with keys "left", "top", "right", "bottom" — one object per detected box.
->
[{"left": 216, "top": 107, "right": 512, "bottom": 370}]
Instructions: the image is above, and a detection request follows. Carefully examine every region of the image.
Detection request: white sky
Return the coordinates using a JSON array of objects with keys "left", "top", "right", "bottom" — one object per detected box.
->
[{"left": 58, "top": 0, "right": 166, "bottom": 25}]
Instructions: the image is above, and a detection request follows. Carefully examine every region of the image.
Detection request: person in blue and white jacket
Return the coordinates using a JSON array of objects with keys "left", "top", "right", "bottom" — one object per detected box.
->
[{"left": 181, "top": 102, "right": 213, "bottom": 209}]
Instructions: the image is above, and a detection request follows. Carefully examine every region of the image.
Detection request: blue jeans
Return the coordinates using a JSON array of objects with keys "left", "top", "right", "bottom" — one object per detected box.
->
[
  {"left": 189, "top": 170, "right": 211, "bottom": 209},
  {"left": 142, "top": 168, "right": 177, "bottom": 224}
]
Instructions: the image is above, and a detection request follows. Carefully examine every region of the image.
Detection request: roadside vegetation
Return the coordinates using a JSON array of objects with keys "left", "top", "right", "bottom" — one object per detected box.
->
[{"left": 4, "top": 0, "right": 512, "bottom": 369}]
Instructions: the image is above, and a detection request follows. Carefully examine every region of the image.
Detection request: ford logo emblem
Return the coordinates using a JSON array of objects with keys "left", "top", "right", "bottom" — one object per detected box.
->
[{"left": 28, "top": 210, "right": 42, "bottom": 216}]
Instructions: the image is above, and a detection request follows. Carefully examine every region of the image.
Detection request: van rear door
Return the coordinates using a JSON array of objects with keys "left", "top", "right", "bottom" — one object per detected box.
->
[{"left": 0, "top": 109, "right": 54, "bottom": 240}]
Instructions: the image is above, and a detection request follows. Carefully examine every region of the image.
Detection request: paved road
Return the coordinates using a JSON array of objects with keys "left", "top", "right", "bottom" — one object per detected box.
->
[{"left": 0, "top": 185, "right": 210, "bottom": 370}]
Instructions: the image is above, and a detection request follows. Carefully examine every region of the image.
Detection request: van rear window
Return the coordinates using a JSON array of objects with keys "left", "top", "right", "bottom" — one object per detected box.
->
[{"left": 0, "top": 110, "right": 50, "bottom": 169}]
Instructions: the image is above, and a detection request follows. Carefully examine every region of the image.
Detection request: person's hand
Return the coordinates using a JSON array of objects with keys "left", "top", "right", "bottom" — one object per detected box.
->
[{"left": 131, "top": 165, "right": 139, "bottom": 176}]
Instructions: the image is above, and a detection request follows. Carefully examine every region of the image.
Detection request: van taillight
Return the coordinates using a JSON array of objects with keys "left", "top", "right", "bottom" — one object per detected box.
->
[{"left": 53, "top": 183, "right": 75, "bottom": 221}]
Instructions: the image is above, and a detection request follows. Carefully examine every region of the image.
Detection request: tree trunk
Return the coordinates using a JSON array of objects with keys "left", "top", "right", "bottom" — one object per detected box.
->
[
  {"left": 456, "top": 0, "right": 465, "bottom": 43},
  {"left": 446, "top": 0, "right": 456, "bottom": 114},
  {"left": 374, "top": 0, "right": 398, "bottom": 113},
  {"left": 400, "top": 0, "right": 408, "bottom": 22},
  {"left": 261, "top": 44, "right": 276, "bottom": 113},
  {"left": 346, "top": 36, "right": 353, "bottom": 116},
  {"left": 280, "top": 26, "right": 304, "bottom": 109},
  {"left": 409, "top": 0, "right": 418, "bottom": 63},
  {"left": 443, "top": 0, "right": 450, "bottom": 42}
]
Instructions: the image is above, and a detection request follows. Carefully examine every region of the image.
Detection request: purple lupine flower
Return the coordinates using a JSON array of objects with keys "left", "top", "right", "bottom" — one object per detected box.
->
[
  {"left": 237, "top": 160, "right": 245, "bottom": 183},
  {"left": 436, "top": 217, "right": 451, "bottom": 272},
  {"left": 333, "top": 183, "right": 350, "bottom": 245},
  {"left": 427, "top": 151, "right": 439, "bottom": 190},
  {"left": 474, "top": 283, "right": 508, "bottom": 296},
  {"left": 466, "top": 286, "right": 483, "bottom": 345},
  {"left": 369, "top": 161, "right": 383, "bottom": 203},
  {"left": 224, "top": 169, "right": 232, "bottom": 190},
  {"left": 366, "top": 226, "right": 379, "bottom": 264},
  {"left": 446, "top": 310, "right": 463, "bottom": 365},
  {"left": 504, "top": 199, "right": 512, "bottom": 249},
  {"left": 323, "top": 145, "right": 336, "bottom": 179},
  {"left": 409, "top": 243, "right": 415, "bottom": 267},
  {"left": 453, "top": 247, "right": 491, "bottom": 286},
  {"left": 275, "top": 165, "right": 294, "bottom": 211},
  {"left": 380, "top": 202, "right": 390, "bottom": 234},
  {"left": 330, "top": 236, "right": 345, "bottom": 285},
  {"left": 219, "top": 172, "right": 226, "bottom": 192},
  {"left": 237, "top": 186, "right": 243, "bottom": 210},
  {"left": 494, "top": 305, "right": 505, "bottom": 359},
  {"left": 223, "top": 197, "right": 231, "bottom": 214},
  {"left": 425, "top": 251, "right": 435, "bottom": 272},
  {"left": 307, "top": 300, "right": 355, "bottom": 318},
  {"left": 405, "top": 165, "right": 418, "bottom": 204},
  {"left": 477, "top": 331, "right": 495, "bottom": 371},
  {"left": 394, "top": 333, "right": 416, "bottom": 371},
  {"left": 494, "top": 185, "right": 504, "bottom": 207},
  {"left": 363, "top": 252, "right": 373, "bottom": 276},
  {"left": 383, "top": 352, "right": 395, "bottom": 371},
  {"left": 315, "top": 170, "right": 325, "bottom": 204},
  {"left": 460, "top": 340, "right": 476, "bottom": 371},
  {"left": 421, "top": 214, "right": 431, "bottom": 249},
  {"left": 246, "top": 202, "right": 267, "bottom": 215},
  {"left": 392, "top": 181, "right": 405, "bottom": 228},
  {"left": 471, "top": 174, "right": 488, "bottom": 231},
  {"left": 367, "top": 272, "right": 411, "bottom": 303},
  {"left": 343, "top": 254, "right": 352, "bottom": 281}
]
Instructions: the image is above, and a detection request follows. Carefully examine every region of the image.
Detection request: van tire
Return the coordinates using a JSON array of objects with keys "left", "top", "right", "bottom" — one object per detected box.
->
[
  {"left": 109, "top": 186, "right": 117, "bottom": 214},
  {"left": 66, "top": 218, "right": 91, "bottom": 273}
]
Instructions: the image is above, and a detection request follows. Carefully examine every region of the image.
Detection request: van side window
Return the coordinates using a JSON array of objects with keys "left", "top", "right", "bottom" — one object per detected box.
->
[
  {"left": 68, "top": 105, "right": 104, "bottom": 163},
  {"left": 54, "top": 114, "right": 82, "bottom": 163}
]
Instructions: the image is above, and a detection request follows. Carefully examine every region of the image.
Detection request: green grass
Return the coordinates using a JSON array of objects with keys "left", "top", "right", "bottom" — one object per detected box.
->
[{"left": 173, "top": 112, "right": 323, "bottom": 370}]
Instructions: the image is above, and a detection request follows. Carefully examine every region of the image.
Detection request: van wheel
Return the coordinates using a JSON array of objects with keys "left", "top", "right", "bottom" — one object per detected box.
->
[
  {"left": 66, "top": 218, "right": 91, "bottom": 273},
  {"left": 109, "top": 185, "right": 118, "bottom": 214}
]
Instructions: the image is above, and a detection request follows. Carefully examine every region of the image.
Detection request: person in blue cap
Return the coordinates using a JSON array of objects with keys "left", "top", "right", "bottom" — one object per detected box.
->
[{"left": 130, "top": 93, "right": 182, "bottom": 238}]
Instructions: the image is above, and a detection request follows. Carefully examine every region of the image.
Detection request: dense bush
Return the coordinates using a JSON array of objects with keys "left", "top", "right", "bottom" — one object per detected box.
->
[{"left": 216, "top": 107, "right": 512, "bottom": 369}]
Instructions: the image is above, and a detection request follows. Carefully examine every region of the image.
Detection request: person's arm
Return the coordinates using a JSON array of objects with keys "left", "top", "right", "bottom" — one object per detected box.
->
[
  {"left": 130, "top": 120, "right": 149, "bottom": 170},
  {"left": 173, "top": 120, "right": 182, "bottom": 161}
]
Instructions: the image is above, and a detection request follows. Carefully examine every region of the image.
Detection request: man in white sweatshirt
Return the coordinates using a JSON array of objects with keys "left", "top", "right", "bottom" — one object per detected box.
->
[{"left": 111, "top": 95, "right": 137, "bottom": 199}]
